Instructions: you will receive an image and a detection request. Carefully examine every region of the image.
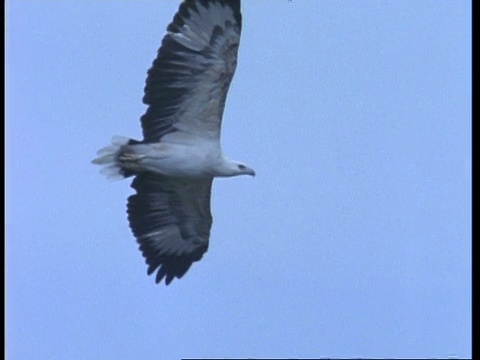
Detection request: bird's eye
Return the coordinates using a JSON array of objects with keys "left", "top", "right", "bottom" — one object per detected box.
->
[{"left": 238, "top": 164, "right": 246, "bottom": 170}]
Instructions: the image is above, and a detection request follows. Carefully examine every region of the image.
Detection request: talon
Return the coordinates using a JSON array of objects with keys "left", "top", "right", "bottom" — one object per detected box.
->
[{"left": 119, "top": 153, "right": 146, "bottom": 162}]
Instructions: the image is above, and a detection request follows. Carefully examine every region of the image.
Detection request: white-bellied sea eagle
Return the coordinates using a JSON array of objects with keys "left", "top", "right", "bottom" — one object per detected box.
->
[{"left": 93, "top": 0, "right": 254, "bottom": 285}]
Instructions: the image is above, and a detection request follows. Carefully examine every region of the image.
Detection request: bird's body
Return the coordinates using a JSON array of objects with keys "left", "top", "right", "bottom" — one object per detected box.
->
[{"left": 93, "top": 0, "right": 254, "bottom": 285}]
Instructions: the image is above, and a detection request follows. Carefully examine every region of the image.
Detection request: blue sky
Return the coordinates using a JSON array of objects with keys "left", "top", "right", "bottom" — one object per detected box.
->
[{"left": 6, "top": 0, "right": 471, "bottom": 359}]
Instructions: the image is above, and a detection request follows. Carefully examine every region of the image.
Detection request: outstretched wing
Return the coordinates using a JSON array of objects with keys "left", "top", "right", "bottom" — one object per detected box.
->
[
  {"left": 127, "top": 173, "right": 213, "bottom": 285},
  {"left": 141, "top": 0, "right": 242, "bottom": 143}
]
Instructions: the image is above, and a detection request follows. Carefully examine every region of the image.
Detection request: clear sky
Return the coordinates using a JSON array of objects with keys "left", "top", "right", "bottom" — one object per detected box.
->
[{"left": 6, "top": 0, "right": 471, "bottom": 359}]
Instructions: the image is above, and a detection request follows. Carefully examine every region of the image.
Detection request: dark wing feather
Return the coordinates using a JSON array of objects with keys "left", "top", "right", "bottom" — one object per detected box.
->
[
  {"left": 127, "top": 173, "right": 213, "bottom": 285},
  {"left": 140, "top": 0, "right": 242, "bottom": 142}
]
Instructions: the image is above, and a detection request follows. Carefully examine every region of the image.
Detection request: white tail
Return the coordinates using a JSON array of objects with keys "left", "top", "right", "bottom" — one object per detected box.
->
[{"left": 92, "top": 136, "right": 130, "bottom": 180}]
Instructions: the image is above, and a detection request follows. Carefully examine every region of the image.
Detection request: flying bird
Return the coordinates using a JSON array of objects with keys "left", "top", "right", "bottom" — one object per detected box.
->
[{"left": 93, "top": 0, "right": 254, "bottom": 285}]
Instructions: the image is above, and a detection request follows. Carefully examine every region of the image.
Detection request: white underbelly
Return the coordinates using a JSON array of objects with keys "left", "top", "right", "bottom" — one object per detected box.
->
[{"left": 125, "top": 142, "right": 219, "bottom": 178}]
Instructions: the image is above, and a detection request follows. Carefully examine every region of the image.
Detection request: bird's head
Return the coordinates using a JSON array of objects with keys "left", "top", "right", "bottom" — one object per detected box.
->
[
  {"left": 218, "top": 160, "right": 255, "bottom": 177},
  {"left": 234, "top": 162, "right": 256, "bottom": 177}
]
